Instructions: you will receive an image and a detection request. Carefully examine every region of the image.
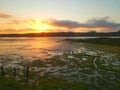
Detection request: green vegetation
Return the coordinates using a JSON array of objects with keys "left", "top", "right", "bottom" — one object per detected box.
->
[
  {"left": 37, "top": 78, "right": 86, "bottom": 90},
  {"left": 0, "top": 78, "right": 22, "bottom": 90},
  {"left": 66, "top": 38, "right": 120, "bottom": 47},
  {"left": 66, "top": 38, "right": 120, "bottom": 54},
  {"left": 0, "top": 77, "right": 86, "bottom": 90},
  {"left": 83, "top": 43, "right": 120, "bottom": 55},
  {"left": 65, "top": 37, "right": 120, "bottom": 90}
]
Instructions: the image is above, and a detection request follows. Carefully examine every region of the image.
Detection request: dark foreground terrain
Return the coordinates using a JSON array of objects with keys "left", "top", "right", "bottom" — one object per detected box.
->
[{"left": 0, "top": 37, "right": 120, "bottom": 90}]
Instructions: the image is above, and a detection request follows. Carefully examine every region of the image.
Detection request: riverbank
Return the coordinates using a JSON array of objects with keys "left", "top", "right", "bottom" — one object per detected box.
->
[
  {"left": 0, "top": 37, "right": 120, "bottom": 90},
  {"left": 66, "top": 38, "right": 120, "bottom": 54},
  {"left": 66, "top": 37, "right": 120, "bottom": 47}
]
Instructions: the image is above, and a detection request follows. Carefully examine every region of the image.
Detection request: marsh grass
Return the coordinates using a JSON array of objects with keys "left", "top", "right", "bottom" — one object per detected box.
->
[
  {"left": 66, "top": 38, "right": 120, "bottom": 54},
  {"left": 0, "top": 77, "right": 86, "bottom": 90}
]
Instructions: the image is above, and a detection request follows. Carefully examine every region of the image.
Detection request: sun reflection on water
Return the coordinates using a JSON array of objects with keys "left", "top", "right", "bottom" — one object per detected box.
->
[{"left": 0, "top": 37, "right": 76, "bottom": 61}]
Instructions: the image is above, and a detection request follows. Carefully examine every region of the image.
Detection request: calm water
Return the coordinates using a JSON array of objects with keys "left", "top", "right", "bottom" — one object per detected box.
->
[
  {"left": 0, "top": 37, "right": 119, "bottom": 61},
  {"left": 0, "top": 37, "right": 83, "bottom": 61}
]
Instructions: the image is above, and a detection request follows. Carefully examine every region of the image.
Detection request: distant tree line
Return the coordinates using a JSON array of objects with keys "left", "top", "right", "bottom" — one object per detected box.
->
[{"left": 0, "top": 30, "right": 120, "bottom": 37}]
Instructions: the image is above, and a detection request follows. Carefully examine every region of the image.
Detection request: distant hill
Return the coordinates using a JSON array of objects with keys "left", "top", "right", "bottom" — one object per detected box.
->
[{"left": 0, "top": 31, "right": 120, "bottom": 37}]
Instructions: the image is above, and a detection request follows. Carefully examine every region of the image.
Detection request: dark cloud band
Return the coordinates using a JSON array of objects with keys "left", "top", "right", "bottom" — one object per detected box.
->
[{"left": 47, "top": 18, "right": 120, "bottom": 29}]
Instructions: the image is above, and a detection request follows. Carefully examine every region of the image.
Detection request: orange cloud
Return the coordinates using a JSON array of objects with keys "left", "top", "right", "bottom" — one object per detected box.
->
[
  {"left": 0, "top": 13, "right": 13, "bottom": 19},
  {"left": 0, "top": 17, "right": 120, "bottom": 34},
  {"left": 0, "top": 28, "right": 36, "bottom": 34}
]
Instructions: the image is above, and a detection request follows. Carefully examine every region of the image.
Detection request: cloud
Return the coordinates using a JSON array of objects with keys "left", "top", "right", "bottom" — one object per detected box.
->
[
  {"left": 9, "top": 17, "right": 120, "bottom": 29},
  {"left": 46, "top": 17, "right": 120, "bottom": 29},
  {"left": 0, "top": 28, "right": 35, "bottom": 34},
  {"left": 0, "top": 13, "right": 13, "bottom": 19},
  {"left": 47, "top": 19, "right": 82, "bottom": 29},
  {"left": 8, "top": 19, "right": 30, "bottom": 24},
  {"left": 1, "top": 17, "right": 120, "bottom": 33},
  {"left": 85, "top": 17, "right": 120, "bottom": 28},
  {"left": 0, "top": 29, "right": 17, "bottom": 32}
]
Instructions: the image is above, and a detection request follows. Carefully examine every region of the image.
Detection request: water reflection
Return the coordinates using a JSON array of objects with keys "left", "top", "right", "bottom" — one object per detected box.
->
[{"left": 0, "top": 37, "right": 77, "bottom": 61}]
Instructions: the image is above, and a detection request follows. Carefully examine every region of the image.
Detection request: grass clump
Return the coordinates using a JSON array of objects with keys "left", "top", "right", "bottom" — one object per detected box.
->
[
  {"left": 37, "top": 78, "right": 86, "bottom": 90},
  {"left": 0, "top": 77, "right": 86, "bottom": 90},
  {"left": 0, "top": 78, "right": 22, "bottom": 90}
]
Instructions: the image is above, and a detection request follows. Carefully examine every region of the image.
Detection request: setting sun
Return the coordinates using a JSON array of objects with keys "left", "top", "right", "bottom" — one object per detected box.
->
[{"left": 31, "top": 19, "right": 54, "bottom": 32}]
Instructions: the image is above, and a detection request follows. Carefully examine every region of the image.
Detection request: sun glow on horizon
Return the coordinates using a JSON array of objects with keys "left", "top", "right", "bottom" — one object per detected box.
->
[{"left": 31, "top": 19, "right": 54, "bottom": 32}]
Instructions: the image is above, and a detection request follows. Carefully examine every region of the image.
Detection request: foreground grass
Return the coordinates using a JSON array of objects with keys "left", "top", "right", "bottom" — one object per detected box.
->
[
  {"left": 84, "top": 43, "right": 120, "bottom": 55},
  {"left": 0, "top": 77, "right": 86, "bottom": 90}
]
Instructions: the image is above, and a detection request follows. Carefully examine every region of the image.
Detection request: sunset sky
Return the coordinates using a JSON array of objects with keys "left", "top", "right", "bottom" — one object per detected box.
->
[{"left": 0, "top": 0, "right": 120, "bottom": 34}]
